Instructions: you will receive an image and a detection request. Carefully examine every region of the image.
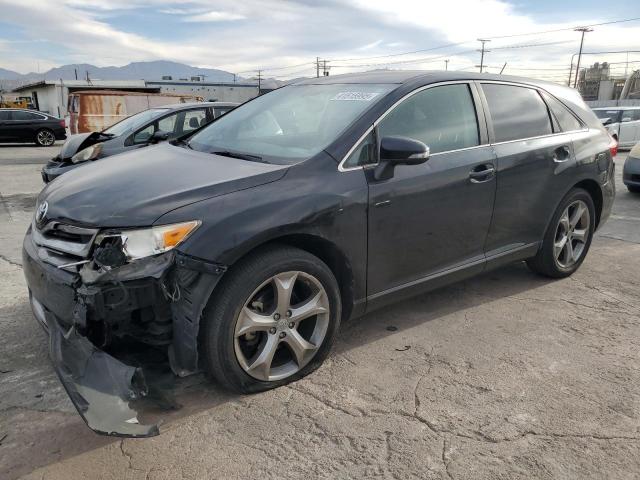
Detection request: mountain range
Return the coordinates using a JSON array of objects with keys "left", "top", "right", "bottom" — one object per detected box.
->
[{"left": 0, "top": 60, "right": 246, "bottom": 87}]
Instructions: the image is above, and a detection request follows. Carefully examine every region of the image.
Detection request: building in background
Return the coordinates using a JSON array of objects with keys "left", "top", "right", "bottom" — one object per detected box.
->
[
  {"left": 145, "top": 78, "right": 258, "bottom": 103},
  {"left": 12, "top": 78, "right": 259, "bottom": 119},
  {"left": 578, "top": 62, "right": 640, "bottom": 104}
]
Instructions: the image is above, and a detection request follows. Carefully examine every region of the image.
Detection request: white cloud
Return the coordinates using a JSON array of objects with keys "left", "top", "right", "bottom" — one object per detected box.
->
[
  {"left": 0, "top": 0, "right": 638, "bottom": 83},
  {"left": 182, "top": 11, "right": 246, "bottom": 22}
]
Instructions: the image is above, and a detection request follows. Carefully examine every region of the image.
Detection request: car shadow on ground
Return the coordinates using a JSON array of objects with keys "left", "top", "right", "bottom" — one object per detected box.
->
[{"left": 1, "top": 261, "right": 554, "bottom": 479}]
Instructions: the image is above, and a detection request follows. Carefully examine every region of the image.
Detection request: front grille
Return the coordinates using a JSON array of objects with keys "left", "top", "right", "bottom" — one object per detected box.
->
[{"left": 32, "top": 221, "right": 99, "bottom": 269}]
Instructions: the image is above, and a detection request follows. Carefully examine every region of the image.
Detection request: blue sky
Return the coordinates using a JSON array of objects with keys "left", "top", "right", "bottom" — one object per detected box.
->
[{"left": 0, "top": 0, "right": 639, "bottom": 83}]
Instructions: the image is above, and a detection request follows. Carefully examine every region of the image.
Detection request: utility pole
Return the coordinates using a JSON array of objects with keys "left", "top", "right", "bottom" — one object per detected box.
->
[
  {"left": 573, "top": 27, "right": 593, "bottom": 89},
  {"left": 256, "top": 70, "right": 262, "bottom": 92},
  {"left": 316, "top": 57, "right": 320, "bottom": 78},
  {"left": 322, "top": 59, "right": 329, "bottom": 76},
  {"left": 500, "top": 62, "right": 507, "bottom": 74},
  {"left": 444, "top": 59, "right": 449, "bottom": 71},
  {"left": 477, "top": 39, "right": 491, "bottom": 73}
]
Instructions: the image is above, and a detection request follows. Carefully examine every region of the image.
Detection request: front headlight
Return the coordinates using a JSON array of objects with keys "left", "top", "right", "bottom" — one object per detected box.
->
[
  {"left": 71, "top": 144, "right": 103, "bottom": 163},
  {"left": 97, "top": 221, "right": 201, "bottom": 261}
]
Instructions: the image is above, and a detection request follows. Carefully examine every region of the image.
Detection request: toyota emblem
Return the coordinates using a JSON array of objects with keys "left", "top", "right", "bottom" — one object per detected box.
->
[{"left": 36, "top": 201, "right": 48, "bottom": 224}]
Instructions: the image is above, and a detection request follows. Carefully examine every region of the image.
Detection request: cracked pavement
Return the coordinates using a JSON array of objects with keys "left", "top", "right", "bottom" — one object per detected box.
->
[{"left": 0, "top": 145, "right": 639, "bottom": 479}]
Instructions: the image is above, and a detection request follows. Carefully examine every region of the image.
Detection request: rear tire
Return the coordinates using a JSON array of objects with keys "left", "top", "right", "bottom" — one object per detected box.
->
[
  {"left": 202, "top": 245, "right": 342, "bottom": 394},
  {"left": 527, "top": 188, "right": 595, "bottom": 278},
  {"left": 627, "top": 185, "right": 640, "bottom": 194},
  {"left": 35, "top": 129, "right": 55, "bottom": 147}
]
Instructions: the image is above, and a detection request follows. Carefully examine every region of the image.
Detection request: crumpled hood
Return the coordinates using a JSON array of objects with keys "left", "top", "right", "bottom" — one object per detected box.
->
[
  {"left": 40, "top": 143, "right": 289, "bottom": 227},
  {"left": 58, "top": 132, "right": 111, "bottom": 160}
]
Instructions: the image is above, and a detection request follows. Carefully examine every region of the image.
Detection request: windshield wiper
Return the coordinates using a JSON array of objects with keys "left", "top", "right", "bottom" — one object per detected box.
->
[{"left": 212, "top": 151, "right": 265, "bottom": 162}]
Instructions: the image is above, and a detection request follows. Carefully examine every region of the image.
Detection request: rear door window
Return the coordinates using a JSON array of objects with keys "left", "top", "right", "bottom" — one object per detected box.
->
[
  {"left": 377, "top": 83, "right": 480, "bottom": 154},
  {"left": 11, "top": 111, "right": 43, "bottom": 121},
  {"left": 540, "top": 92, "right": 582, "bottom": 132},
  {"left": 482, "top": 84, "right": 552, "bottom": 142},
  {"left": 0, "top": 111, "right": 10, "bottom": 120}
]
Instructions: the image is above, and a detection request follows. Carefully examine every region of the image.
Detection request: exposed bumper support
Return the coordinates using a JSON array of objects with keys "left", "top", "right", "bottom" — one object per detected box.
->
[{"left": 32, "top": 296, "right": 159, "bottom": 437}]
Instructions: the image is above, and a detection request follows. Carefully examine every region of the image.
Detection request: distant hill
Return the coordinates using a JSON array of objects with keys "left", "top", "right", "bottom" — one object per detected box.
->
[
  {"left": 0, "top": 60, "right": 240, "bottom": 86},
  {"left": 0, "top": 67, "right": 23, "bottom": 80}
]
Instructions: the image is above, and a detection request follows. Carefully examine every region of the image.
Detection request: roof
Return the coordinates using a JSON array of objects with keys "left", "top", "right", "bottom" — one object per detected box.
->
[
  {"left": 592, "top": 106, "right": 640, "bottom": 110},
  {"left": 12, "top": 79, "right": 151, "bottom": 92},
  {"left": 158, "top": 101, "right": 240, "bottom": 109},
  {"left": 295, "top": 70, "right": 561, "bottom": 88},
  {"left": 69, "top": 89, "right": 193, "bottom": 97}
]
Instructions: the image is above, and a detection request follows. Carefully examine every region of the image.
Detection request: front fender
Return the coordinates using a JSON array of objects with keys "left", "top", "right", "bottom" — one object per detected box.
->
[{"left": 156, "top": 153, "right": 369, "bottom": 303}]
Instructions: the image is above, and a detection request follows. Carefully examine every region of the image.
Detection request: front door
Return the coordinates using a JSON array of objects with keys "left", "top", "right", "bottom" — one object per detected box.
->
[{"left": 365, "top": 83, "right": 496, "bottom": 296}]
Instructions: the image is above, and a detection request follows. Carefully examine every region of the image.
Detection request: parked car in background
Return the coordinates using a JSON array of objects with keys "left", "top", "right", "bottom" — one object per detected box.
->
[
  {"left": 67, "top": 90, "right": 204, "bottom": 134},
  {"left": 623, "top": 141, "right": 640, "bottom": 193},
  {"left": 593, "top": 106, "right": 640, "bottom": 148},
  {"left": 0, "top": 108, "right": 66, "bottom": 146},
  {"left": 23, "top": 71, "right": 615, "bottom": 436},
  {"left": 42, "top": 101, "right": 238, "bottom": 182}
]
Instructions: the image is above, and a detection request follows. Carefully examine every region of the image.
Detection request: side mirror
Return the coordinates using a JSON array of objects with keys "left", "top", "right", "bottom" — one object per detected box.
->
[
  {"left": 149, "top": 130, "right": 171, "bottom": 144},
  {"left": 374, "top": 136, "right": 430, "bottom": 180}
]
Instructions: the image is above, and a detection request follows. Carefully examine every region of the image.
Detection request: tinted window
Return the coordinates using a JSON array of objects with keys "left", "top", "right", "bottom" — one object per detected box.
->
[
  {"left": 12, "top": 111, "right": 42, "bottom": 121},
  {"left": 214, "top": 107, "right": 232, "bottom": 118},
  {"left": 378, "top": 84, "right": 479, "bottom": 154},
  {"left": 0, "top": 111, "right": 10, "bottom": 120},
  {"left": 482, "top": 84, "right": 552, "bottom": 142},
  {"left": 540, "top": 92, "right": 582, "bottom": 132},
  {"left": 343, "top": 130, "right": 376, "bottom": 168},
  {"left": 630, "top": 110, "right": 640, "bottom": 121}
]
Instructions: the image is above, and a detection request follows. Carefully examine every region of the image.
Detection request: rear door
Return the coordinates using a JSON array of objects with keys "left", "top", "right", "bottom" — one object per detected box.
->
[
  {"left": 365, "top": 82, "right": 496, "bottom": 295},
  {"left": 618, "top": 110, "right": 639, "bottom": 147},
  {"left": 480, "top": 82, "right": 578, "bottom": 255}
]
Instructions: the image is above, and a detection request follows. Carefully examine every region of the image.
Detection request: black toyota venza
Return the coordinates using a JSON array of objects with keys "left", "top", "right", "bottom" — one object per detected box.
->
[{"left": 23, "top": 71, "right": 615, "bottom": 436}]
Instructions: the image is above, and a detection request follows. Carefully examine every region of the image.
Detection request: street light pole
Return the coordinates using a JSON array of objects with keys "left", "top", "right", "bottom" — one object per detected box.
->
[
  {"left": 573, "top": 27, "right": 593, "bottom": 89},
  {"left": 477, "top": 39, "right": 491, "bottom": 73},
  {"left": 444, "top": 59, "right": 449, "bottom": 71}
]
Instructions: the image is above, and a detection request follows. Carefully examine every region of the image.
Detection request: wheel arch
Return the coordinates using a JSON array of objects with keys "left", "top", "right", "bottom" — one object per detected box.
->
[
  {"left": 216, "top": 232, "right": 356, "bottom": 323},
  {"left": 573, "top": 178, "right": 603, "bottom": 228}
]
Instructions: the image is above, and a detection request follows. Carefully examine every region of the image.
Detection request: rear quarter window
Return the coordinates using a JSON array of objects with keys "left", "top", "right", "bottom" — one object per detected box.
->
[
  {"left": 540, "top": 91, "right": 583, "bottom": 132},
  {"left": 482, "top": 84, "right": 552, "bottom": 143}
]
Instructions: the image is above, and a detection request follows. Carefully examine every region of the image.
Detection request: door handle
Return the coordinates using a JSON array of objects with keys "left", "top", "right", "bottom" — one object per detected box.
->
[
  {"left": 553, "top": 145, "right": 571, "bottom": 162},
  {"left": 469, "top": 164, "right": 495, "bottom": 183}
]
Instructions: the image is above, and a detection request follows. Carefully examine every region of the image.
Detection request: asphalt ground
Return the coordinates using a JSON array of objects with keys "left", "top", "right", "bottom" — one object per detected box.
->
[{"left": 0, "top": 143, "right": 639, "bottom": 479}]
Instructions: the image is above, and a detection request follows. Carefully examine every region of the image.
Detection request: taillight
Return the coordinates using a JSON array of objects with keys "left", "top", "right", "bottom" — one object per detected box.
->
[
  {"left": 60, "top": 119, "right": 66, "bottom": 128},
  {"left": 609, "top": 135, "right": 618, "bottom": 158}
]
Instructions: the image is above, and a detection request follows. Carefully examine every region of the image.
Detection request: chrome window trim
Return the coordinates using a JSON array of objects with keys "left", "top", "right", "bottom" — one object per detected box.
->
[{"left": 338, "top": 80, "right": 484, "bottom": 172}]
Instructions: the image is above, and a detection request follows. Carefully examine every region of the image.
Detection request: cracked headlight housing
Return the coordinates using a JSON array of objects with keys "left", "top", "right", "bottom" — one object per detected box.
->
[
  {"left": 98, "top": 221, "right": 201, "bottom": 261},
  {"left": 71, "top": 144, "right": 103, "bottom": 164}
]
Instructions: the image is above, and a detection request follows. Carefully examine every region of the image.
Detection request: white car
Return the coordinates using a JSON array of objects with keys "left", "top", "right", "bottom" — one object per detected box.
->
[{"left": 593, "top": 106, "right": 640, "bottom": 149}]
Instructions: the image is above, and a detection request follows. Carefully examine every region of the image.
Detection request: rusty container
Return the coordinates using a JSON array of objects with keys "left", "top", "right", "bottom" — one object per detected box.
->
[{"left": 68, "top": 90, "right": 202, "bottom": 134}]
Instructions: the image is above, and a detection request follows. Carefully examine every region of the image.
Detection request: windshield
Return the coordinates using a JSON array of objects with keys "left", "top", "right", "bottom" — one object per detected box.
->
[
  {"left": 103, "top": 108, "right": 169, "bottom": 136},
  {"left": 187, "top": 84, "right": 395, "bottom": 164},
  {"left": 594, "top": 109, "right": 621, "bottom": 122}
]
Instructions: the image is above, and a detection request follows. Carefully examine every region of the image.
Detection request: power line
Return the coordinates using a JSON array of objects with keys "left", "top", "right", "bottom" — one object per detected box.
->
[{"left": 233, "top": 16, "right": 640, "bottom": 80}]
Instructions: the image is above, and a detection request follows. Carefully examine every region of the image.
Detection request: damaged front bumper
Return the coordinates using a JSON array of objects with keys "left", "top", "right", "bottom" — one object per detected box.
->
[{"left": 22, "top": 226, "right": 225, "bottom": 437}]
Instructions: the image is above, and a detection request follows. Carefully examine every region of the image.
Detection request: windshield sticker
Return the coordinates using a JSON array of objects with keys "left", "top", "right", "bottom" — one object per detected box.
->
[{"left": 331, "top": 92, "right": 381, "bottom": 101}]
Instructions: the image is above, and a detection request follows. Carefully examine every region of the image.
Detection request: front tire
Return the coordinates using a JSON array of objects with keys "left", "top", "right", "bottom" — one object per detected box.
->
[
  {"left": 202, "top": 245, "right": 342, "bottom": 393},
  {"left": 527, "top": 188, "right": 595, "bottom": 278},
  {"left": 627, "top": 185, "right": 640, "bottom": 194},
  {"left": 35, "top": 129, "right": 55, "bottom": 146}
]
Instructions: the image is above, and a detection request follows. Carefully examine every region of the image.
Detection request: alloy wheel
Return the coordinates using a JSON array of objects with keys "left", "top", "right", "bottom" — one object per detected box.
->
[
  {"left": 553, "top": 200, "right": 590, "bottom": 269},
  {"left": 233, "top": 271, "right": 330, "bottom": 382},
  {"left": 37, "top": 130, "right": 55, "bottom": 146}
]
